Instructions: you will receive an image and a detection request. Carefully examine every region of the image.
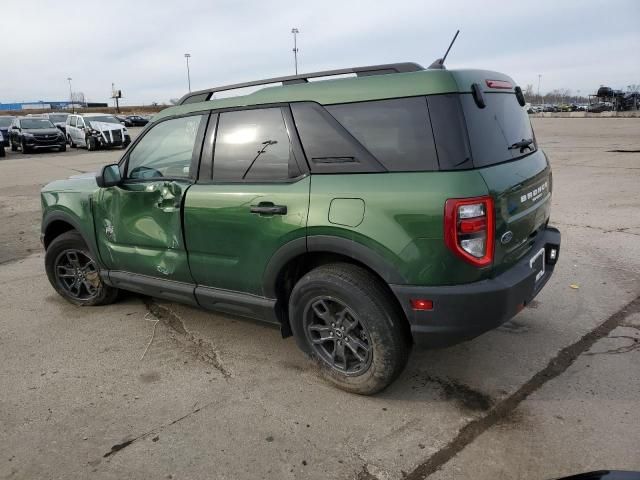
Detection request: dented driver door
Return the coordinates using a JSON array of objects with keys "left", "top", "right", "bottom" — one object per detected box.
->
[{"left": 93, "top": 113, "right": 208, "bottom": 283}]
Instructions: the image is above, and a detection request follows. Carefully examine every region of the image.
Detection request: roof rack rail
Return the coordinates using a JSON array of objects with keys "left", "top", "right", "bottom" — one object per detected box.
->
[{"left": 177, "top": 62, "right": 424, "bottom": 105}]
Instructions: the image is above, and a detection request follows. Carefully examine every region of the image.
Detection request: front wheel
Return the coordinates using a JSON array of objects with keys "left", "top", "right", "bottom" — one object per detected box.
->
[
  {"left": 45, "top": 231, "right": 118, "bottom": 306},
  {"left": 21, "top": 139, "right": 30, "bottom": 154},
  {"left": 86, "top": 136, "right": 96, "bottom": 151},
  {"left": 289, "top": 263, "right": 411, "bottom": 395},
  {"left": 0, "top": 147, "right": 5, "bottom": 157},
  {"left": 10, "top": 140, "right": 17, "bottom": 151}
]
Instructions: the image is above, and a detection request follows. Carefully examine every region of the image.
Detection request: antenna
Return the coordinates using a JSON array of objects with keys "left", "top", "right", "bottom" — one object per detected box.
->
[{"left": 428, "top": 30, "right": 460, "bottom": 70}]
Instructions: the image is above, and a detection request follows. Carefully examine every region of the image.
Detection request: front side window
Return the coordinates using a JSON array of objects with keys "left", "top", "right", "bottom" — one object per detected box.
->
[
  {"left": 127, "top": 114, "right": 204, "bottom": 180},
  {"left": 213, "top": 108, "right": 298, "bottom": 182}
]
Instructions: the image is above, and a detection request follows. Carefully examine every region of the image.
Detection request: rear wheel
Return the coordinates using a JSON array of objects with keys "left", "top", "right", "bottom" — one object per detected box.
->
[
  {"left": 0, "top": 147, "right": 5, "bottom": 157},
  {"left": 45, "top": 231, "right": 118, "bottom": 306},
  {"left": 289, "top": 263, "right": 410, "bottom": 395}
]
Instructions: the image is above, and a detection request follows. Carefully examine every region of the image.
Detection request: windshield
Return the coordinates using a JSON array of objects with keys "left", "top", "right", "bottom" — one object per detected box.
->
[
  {"left": 20, "top": 119, "right": 55, "bottom": 129},
  {"left": 49, "top": 114, "right": 68, "bottom": 123},
  {"left": 460, "top": 92, "right": 536, "bottom": 167},
  {"left": 85, "top": 116, "right": 121, "bottom": 126},
  {"left": 0, "top": 117, "right": 14, "bottom": 128}
]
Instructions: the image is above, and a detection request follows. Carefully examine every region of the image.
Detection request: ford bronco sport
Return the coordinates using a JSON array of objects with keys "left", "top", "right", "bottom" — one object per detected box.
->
[{"left": 41, "top": 62, "right": 560, "bottom": 394}]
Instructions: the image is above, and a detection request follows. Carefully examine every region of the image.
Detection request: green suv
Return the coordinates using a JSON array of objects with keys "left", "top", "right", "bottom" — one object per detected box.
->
[{"left": 41, "top": 63, "right": 560, "bottom": 394}]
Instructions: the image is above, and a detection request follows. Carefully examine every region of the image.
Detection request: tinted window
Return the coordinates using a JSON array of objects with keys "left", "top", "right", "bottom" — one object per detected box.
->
[
  {"left": 460, "top": 92, "right": 536, "bottom": 167},
  {"left": 127, "top": 115, "right": 203, "bottom": 180},
  {"left": 213, "top": 108, "right": 299, "bottom": 182},
  {"left": 426, "top": 94, "right": 472, "bottom": 170},
  {"left": 327, "top": 97, "right": 438, "bottom": 171},
  {"left": 290, "top": 102, "right": 383, "bottom": 173},
  {"left": 0, "top": 117, "right": 13, "bottom": 128}
]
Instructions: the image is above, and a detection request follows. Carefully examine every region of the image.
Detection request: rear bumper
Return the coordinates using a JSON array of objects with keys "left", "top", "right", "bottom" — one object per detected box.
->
[{"left": 391, "top": 226, "right": 561, "bottom": 348}]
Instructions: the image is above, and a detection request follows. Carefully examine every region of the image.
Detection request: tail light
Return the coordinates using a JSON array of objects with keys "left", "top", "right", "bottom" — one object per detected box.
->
[{"left": 444, "top": 196, "right": 495, "bottom": 267}]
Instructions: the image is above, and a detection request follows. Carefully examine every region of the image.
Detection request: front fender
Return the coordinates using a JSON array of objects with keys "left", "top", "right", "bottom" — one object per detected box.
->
[{"left": 41, "top": 199, "right": 101, "bottom": 267}]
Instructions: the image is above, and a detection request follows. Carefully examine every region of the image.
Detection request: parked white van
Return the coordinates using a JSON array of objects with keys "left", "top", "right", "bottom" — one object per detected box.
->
[{"left": 65, "top": 114, "right": 131, "bottom": 150}]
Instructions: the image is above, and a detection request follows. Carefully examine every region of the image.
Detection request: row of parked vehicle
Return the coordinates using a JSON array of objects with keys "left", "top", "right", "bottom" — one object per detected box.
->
[{"left": 0, "top": 112, "right": 150, "bottom": 156}]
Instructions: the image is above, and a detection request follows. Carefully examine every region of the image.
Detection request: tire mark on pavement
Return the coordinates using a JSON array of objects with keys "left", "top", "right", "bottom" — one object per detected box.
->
[
  {"left": 405, "top": 294, "right": 640, "bottom": 479},
  {"left": 143, "top": 298, "right": 232, "bottom": 378}
]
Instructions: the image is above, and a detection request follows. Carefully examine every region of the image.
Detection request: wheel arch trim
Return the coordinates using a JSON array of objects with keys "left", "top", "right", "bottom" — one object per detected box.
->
[
  {"left": 42, "top": 211, "right": 102, "bottom": 266},
  {"left": 262, "top": 235, "right": 407, "bottom": 298}
]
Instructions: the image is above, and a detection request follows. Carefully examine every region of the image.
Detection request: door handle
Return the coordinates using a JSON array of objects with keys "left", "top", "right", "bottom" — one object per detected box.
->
[{"left": 250, "top": 202, "right": 287, "bottom": 215}]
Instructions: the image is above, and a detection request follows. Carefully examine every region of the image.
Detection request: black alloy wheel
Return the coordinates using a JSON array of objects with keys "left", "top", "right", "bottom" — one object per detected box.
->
[
  {"left": 53, "top": 249, "right": 100, "bottom": 301},
  {"left": 303, "top": 296, "right": 373, "bottom": 375}
]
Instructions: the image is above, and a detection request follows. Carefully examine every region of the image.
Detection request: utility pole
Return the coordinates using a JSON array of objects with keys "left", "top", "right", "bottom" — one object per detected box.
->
[
  {"left": 67, "top": 77, "right": 74, "bottom": 113},
  {"left": 184, "top": 53, "right": 192, "bottom": 92},
  {"left": 537, "top": 74, "right": 542, "bottom": 106},
  {"left": 291, "top": 28, "right": 300, "bottom": 75}
]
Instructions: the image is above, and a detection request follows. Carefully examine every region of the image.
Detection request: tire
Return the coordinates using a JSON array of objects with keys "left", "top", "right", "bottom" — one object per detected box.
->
[
  {"left": 289, "top": 263, "right": 411, "bottom": 395},
  {"left": 68, "top": 135, "right": 76, "bottom": 148},
  {"left": 10, "top": 140, "right": 17, "bottom": 152},
  {"left": 59, "top": 144, "right": 66, "bottom": 152},
  {"left": 0, "top": 147, "right": 5, "bottom": 158},
  {"left": 45, "top": 230, "right": 119, "bottom": 307},
  {"left": 21, "top": 139, "right": 30, "bottom": 154}
]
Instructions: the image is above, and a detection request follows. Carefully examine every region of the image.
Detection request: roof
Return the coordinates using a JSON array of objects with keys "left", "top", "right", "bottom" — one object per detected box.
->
[{"left": 154, "top": 67, "right": 515, "bottom": 122}]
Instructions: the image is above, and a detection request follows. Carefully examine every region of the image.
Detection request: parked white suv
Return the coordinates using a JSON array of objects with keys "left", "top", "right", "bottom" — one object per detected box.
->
[{"left": 66, "top": 113, "right": 131, "bottom": 150}]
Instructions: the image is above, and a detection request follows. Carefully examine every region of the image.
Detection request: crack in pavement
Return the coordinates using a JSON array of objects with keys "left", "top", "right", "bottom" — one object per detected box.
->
[
  {"left": 102, "top": 399, "right": 218, "bottom": 459},
  {"left": 143, "top": 298, "right": 232, "bottom": 378},
  {"left": 405, "top": 294, "right": 640, "bottom": 480}
]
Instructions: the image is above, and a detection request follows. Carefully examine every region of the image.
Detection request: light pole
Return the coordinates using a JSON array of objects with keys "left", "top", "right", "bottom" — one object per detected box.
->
[
  {"left": 291, "top": 28, "right": 300, "bottom": 75},
  {"left": 537, "top": 74, "right": 542, "bottom": 106},
  {"left": 184, "top": 53, "right": 192, "bottom": 92},
  {"left": 67, "top": 77, "right": 74, "bottom": 113}
]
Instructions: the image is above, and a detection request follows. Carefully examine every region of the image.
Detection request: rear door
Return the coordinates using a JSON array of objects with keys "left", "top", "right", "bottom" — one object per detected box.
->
[
  {"left": 458, "top": 84, "right": 551, "bottom": 272},
  {"left": 183, "top": 106, "right": 310, "bottom": 302}
]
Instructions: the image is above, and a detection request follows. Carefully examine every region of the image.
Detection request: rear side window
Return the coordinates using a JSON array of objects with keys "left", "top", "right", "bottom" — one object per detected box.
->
[
  {"left": 213, "top": 108, "right": 300, "bottom": 182},
  {"left": 327, "top": 97, "right": 438, "bottom": 171},
  {"left": 460, "top": 92, "right": 536, "bottom": 167},
  {"left": 69, "top": 116, "right": 77, "bottom": 127}
]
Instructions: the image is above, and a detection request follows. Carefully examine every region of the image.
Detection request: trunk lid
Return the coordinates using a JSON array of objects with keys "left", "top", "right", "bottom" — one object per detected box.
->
[
  {"left": 479, "top": 151, "right": 551, "bottom": 273},
  {"left": 451, "top": 71, "right": 553, "bottom": 273}
]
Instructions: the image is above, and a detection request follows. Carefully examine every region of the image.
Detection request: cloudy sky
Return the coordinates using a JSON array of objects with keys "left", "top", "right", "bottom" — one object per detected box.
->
[{"left": 2, "top": 0, "right": 639, "bottom": 105}]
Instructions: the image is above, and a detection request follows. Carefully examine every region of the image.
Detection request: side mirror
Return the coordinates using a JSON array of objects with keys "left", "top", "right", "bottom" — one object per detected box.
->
[{"left": 96, "top": 164, "right": 122, "bottom": 188}]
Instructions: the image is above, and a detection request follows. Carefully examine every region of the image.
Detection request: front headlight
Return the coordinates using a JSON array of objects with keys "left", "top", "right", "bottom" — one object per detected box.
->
[
  {"left": 90, "top": 129, "right": 101, "bottom": 136},
  {"left": 23, "top": 132, "right": 34, "bottom": 138}
]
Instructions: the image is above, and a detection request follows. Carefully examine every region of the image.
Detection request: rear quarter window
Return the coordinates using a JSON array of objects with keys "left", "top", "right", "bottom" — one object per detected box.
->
[{"left": 326, "top": 97, "right": 438, "bottom": 172}]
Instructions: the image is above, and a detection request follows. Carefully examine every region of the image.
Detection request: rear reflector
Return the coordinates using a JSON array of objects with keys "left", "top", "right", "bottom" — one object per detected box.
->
[
  {"left": 485, "top": 79, "right": 513, "bottom": 89},
  {"left": 444, "top": 196, "right": 495, "bottom": 267},
  {"left": 411, "top": 299, "right": 433, "bottom": 311}
]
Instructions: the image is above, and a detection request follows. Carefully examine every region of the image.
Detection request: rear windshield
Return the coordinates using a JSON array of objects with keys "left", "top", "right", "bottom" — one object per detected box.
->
[
  {"left": 460, "top": 92, "right": 536, "bottom": 167},
  {"left": 0, "top": 117, "right": 14, "bottom": 128}
]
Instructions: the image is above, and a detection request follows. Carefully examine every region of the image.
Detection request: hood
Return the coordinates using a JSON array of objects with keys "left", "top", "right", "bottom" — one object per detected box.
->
[
  {"left": 42, "top": 171, "right": 98, "bottom": 194},
  {"left": 24, "top": 128, "right": 62, "bottom": 135},
  {"left": 87, "top": 121, "right": 124, "bottom": 132}
]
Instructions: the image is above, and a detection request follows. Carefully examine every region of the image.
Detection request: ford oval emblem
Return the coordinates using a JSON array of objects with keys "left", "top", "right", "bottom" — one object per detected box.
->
[{"left": 501, "top": 231, "right": 514, "bottom": 245}]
